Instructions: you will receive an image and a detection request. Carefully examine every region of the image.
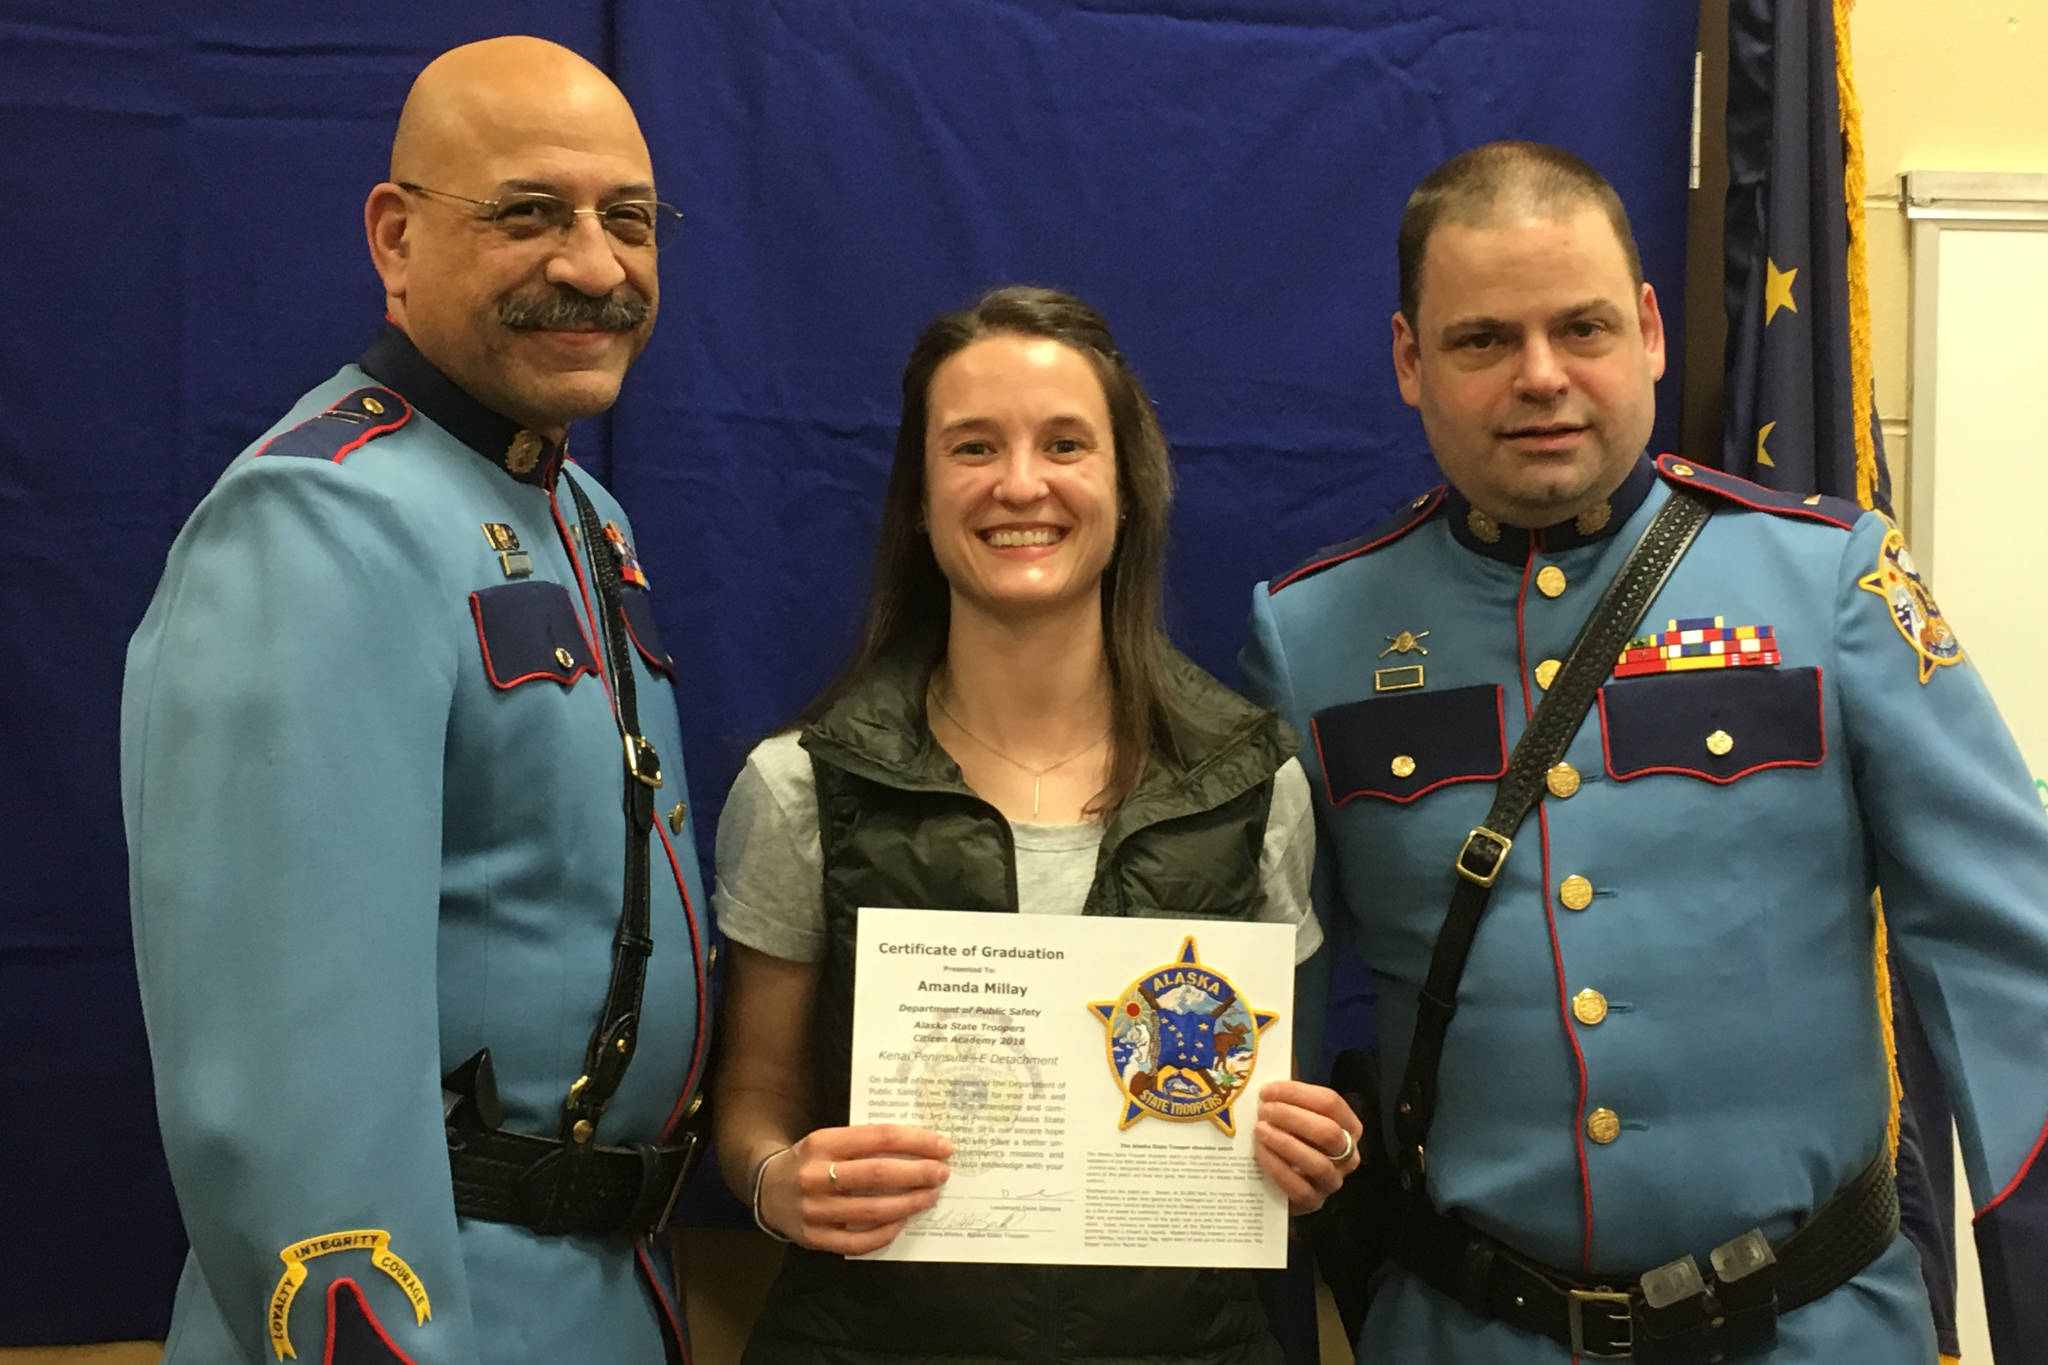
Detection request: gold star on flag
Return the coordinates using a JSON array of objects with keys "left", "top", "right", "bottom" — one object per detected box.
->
[
  {"left": 1764, "top": 259, "right": 1799, "bottom": 325},
  {"left": 1757, "top": 420, "right": 1777, "bottom": 468}
]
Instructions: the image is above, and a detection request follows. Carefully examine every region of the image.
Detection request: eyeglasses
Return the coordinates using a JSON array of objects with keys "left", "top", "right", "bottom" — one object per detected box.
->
[{"left": 398, "top": 182, "right": 681, "bottom": 249}]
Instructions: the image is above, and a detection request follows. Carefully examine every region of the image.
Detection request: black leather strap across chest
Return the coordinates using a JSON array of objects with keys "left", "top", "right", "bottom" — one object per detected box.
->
[
  {"left": 560, "top": 473, "right": 662, "bottom": 1144},
  {"left": 1392, "top": 487, "right": 1713, "bottom": 1185}
]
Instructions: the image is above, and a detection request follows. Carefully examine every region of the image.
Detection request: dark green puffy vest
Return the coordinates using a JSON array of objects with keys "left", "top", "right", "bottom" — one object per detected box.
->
[{"left": 741, "top": 648, "right": 1298, "bottom": 1365}]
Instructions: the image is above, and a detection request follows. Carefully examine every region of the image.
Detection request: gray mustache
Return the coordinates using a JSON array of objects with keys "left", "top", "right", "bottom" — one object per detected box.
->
[{"left": 499, "top": 288, "right": 649, "bottom": 332}]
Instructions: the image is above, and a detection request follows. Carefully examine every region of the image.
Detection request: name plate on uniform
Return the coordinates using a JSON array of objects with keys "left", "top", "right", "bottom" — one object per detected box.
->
[{"left": 849, "top": 908, "right": 1294, "bottom": 1267}]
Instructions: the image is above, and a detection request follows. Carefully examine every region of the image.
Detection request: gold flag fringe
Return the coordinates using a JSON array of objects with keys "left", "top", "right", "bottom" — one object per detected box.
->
[{"left": 1834, "top": 0, "right": 1904, "bottom": 1163}]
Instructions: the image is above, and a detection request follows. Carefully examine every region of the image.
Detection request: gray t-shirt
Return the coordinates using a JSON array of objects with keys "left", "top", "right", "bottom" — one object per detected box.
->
[{"left": 713, "top": 732, "right": 1322, "bottom": 964}]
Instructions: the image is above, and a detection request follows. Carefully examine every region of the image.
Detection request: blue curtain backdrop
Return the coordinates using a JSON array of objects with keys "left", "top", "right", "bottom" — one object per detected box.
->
[{"left": 0, "top": 1, "right": 1697, "bottom": 1343}]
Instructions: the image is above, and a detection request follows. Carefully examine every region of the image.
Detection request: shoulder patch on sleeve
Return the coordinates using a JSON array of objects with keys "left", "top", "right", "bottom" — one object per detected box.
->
[
  {"left": 1269, "top": 487, "right": 1446, "bottom": 594},
  {"left": 324, "top": 1278, "right": 424, "bottom": 1365},
  {"left": 255, "top": 388, "right": 411, "bottom": 462},
  {"left": 1654, "top": 454, "right": 1861, "bottom": 529}
]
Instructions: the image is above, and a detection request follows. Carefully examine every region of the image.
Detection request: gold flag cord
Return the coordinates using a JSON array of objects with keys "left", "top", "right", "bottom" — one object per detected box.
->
[
  {"left": 1834, "top": 0, "right": 1904, "bottom": 1165},
  {"left": 1836, "top": 0, "right": 1881, "bottom": 512}
]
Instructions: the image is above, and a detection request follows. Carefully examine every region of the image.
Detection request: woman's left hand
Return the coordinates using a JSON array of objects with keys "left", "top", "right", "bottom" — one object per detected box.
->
[{"left": 1253, "top": 1079, "right": 1364, "bottom": 1215}]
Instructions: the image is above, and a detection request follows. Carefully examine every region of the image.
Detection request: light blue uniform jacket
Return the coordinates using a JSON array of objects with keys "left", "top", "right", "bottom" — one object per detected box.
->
[
  {"left": 1243, "top": 455, "right": 2048, "bottom": 1362},
  {"left": 121, "top": 329, "right": 709, "bottom": 1365}
]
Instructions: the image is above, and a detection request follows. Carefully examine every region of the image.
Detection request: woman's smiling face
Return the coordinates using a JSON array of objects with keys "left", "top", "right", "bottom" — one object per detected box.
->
[{"left": 922, "top": 332, "right": 1119, "bottom": 621}]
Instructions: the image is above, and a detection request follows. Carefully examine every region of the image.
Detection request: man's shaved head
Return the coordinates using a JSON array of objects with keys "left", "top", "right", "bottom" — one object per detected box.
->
[
  {"left": 365, "top": 36, "right": 662, "bottom": 440},
  {"left": 389, "top": 37, "right": 651, "bottom": 187}
]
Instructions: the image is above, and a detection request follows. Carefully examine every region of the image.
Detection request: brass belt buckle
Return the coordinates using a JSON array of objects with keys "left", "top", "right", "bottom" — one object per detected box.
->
[
  {"left": 624, "top": 734, "right": 663, "bottom": 789},
  {"left": 1567, "top": 1287, "right": 1634, "bottom": 1357},
  {"left": 1454, "top": 826, "right": 1513, "bottom": 886}
]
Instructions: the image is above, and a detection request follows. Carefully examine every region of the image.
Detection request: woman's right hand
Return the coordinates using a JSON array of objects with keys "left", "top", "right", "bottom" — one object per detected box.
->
[{"left": 755, "top": 1123, "right": 953, "bottom": 1254}]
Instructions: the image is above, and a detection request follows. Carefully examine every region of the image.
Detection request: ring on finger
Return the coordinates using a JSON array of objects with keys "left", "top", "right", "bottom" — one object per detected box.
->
[
  {"left": 828, "top": 1161, "right": 840, "bottom": 1188},
  {"left": 1325, "top": 1129, "right": 1357, "bottom": 1164}
]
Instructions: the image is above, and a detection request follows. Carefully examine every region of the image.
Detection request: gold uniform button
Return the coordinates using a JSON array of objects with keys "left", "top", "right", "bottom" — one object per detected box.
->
[
  {"left": 1707, "top": 729, "right": 1734, "bottom": 756},
  {"left": 1670, "top": 462, "right": 1696, "bottom": 477},
  {"left": 667, "top": 801, "right": 688, "bottom": 834},
  {"left": 1586, "top": 1108, "right": 1622, "bottom": 1144},
  {"left": 1391, "top": 755, "right": 1417, "bottom": 779},
  {"left": 1559, "top": 875, "right": 1594, "bottom": 911},
  {"left": 1572, "top": 988, "right": 1609, "bottom": 1025},
  {"left": 554, "top": 646, "right": 576, "bottom": 670},
  {"left": 1546, "top": 763, "right": 1581, "bottom": 799},
  {"left": 1535, "top": 659, "right": 1562, "bottom": 691},
  {"left": 1536, "top": 565, "right": 1567, "bottom": 598},
  {"left": 571, "top": 1119, "right": 595, "bottom": 1144},
  {"left": 362, "top": 396, "right": 385, "bottom": 415}
]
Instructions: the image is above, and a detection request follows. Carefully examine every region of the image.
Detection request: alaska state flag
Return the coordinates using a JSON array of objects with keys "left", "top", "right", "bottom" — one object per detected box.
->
[
  {"left": 1722, "top": 3, "right": 1948, "bottom": 1354},
  {"left": 1720, "top": 0, "right": 1890, "bottom": 514}
]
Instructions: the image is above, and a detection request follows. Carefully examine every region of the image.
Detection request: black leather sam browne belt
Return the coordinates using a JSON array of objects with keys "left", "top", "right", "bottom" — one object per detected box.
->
[
  {"left": 1370, "top": 487, "right": 1896, "bottom": 1359},
  {"left": 444, "top": 1050, "right": 700, "bottom": 1238},
  {"left": 442, "top": 470, "right": 704, "bottom": 1239},
  {"left": 1391, "top": 1147, "right": 1898, "bottom": 1360}
]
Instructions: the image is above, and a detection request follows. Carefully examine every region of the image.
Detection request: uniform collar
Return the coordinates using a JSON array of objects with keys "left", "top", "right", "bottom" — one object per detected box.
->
[
  {"left": 1442, "top": 454, "right": 1656, "bottom": 566},
  {"left": 357, "top": 322, "right": 567, "bottom": 489}
]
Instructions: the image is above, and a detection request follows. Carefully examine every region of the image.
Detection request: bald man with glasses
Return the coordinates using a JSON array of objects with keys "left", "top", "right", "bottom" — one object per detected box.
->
[{"left": 122, "top": 37, "right": 707, "bottom": 1365}]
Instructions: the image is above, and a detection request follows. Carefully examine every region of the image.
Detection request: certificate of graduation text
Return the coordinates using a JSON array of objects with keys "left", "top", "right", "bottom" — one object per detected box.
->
[{"left": 849, "top": 907, "right": 1294, "bottom": 1268}]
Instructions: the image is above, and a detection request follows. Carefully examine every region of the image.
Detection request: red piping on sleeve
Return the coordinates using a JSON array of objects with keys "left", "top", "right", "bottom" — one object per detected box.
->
[
  {"left": 322, "top": 1278, "right": 421, "bottom": 1365},
  {"left": 1977, "top": 1108, "right": 2048, "bottom": 1220}
]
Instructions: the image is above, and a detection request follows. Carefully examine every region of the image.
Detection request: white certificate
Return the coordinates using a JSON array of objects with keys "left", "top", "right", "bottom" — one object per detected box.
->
[{"left": 849, "top": 907, "right": 1295, "bottom": 1268}]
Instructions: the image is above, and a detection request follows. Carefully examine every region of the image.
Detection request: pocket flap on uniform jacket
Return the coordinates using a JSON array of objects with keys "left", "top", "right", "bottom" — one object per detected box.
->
[
  {"left": 1599, "top": 667, "right": 1825, "bottom": 783},
  {"left": 1311, "top": 684, "right": 1507, "bottom": 806},
  {"left": 470, "top": 582, "right": 598, "bottom": 689},
  {"left": 619, "top": 588, "right": 676, "bottom": 680}
]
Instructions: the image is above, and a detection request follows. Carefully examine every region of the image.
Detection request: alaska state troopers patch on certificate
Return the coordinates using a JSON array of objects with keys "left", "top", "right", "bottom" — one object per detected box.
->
[
  {"left": 1857, "top": 521, "right": 1963, "bottom": 683},
  {"left": 1089, "top": 936, "right": 1275, "bottom": 1136}
]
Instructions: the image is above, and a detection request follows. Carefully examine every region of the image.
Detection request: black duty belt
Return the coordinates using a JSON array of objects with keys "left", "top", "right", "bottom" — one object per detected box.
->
[
  {"left": 448, "top": 1122, "right": 700, "bottom": 1239},
  {"left": 1389, "top": 1146, "right": 1899, "bottom": 1361}
]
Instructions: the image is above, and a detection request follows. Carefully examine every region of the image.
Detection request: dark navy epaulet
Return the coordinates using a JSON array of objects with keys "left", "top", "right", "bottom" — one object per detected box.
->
[
  {"left": 255, "top": 387, "right": 411, "bottom": 462},
  {"left": 1654, "top": 454, "right": 1862, "bottom": 530},
  {"left": 1268, "top": 487, "right": 1446, "bottom": 594}
]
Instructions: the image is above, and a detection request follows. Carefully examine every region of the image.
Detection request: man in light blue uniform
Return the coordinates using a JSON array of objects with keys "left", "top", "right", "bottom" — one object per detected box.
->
[
  {"left": 1243, "top": 142, "right": 2048, "bottom": 1361},
  {"left": 121, "top": 38, "right": 708, "bottom": 1365}
]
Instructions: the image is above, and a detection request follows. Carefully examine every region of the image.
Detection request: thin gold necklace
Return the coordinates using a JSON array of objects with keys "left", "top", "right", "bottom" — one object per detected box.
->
[{"left": 927, "top": 681, "right": 1110, "bottom": 818}]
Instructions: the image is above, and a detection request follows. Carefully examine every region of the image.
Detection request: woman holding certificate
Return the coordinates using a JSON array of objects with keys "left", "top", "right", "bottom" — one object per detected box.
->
[{"left": 712, "top": 287, "right": 1362, "bottom": 1363}]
